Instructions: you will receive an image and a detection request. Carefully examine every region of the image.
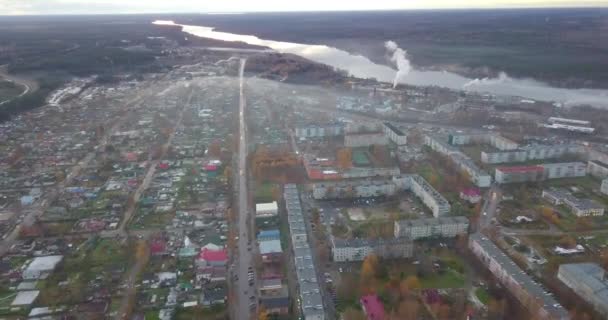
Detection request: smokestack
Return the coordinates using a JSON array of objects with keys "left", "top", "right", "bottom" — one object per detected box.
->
[{"left": 385, "top": 40, "right": 411, "bottom": 88}]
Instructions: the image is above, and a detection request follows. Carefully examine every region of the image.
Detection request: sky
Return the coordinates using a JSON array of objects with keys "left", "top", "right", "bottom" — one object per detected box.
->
[{"left": 1, "top": 0, "right": 607, "bottom": 15}]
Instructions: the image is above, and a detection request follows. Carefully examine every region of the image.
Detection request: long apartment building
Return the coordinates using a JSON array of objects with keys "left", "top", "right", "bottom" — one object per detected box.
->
[
  {"left": 448, "top": 132, "right": 519, "bottom": 151},
  {"left": 295, "top": 123, "right": 343, "bottom": 139},
  {"left": 482, "top": 144, "right": 583, "bottom": 164},
  {"left": 383, "top": 122, "right": 408, "bottom": 146},
  {"left": 330, "top": 237, "right": 413, "bottom": 262},
  {"left": 312, "top": 174, "right": 450, "bottom": 217},
  {"left": 408, "top": 174, "right": 451, "bottom": 217},
  {"left": 311, "top": 177, "right": 396, "bottom": 200},
  {"left": 541, "top": 189, "right": 604, "bottom": 217},
  {"left": 394, "top": 216, "right": 469, "bottom": 240},
  {"left": 469, "top": 234, "right": 569, "bottom": 320},
  {"left": 284, "top": 185, "right": 325, "bottom": 320},
  {"left": 557, "top": 263, "right": 608, "bottom": 318},
  {"left": 495, "top": 162, "right": 586, "bottom": 184},
  {"left": 424, "top": 134, "right": 492, "bottom": 188}
]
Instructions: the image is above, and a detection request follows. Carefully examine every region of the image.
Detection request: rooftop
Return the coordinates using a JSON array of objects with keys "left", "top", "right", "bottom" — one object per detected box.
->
[{"left": 470, "top": 234, "right": 569, "bottom": 319}]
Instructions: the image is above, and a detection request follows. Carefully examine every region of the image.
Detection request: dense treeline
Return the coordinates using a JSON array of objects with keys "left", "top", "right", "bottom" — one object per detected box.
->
[{"left": 0, "top": 76, "right": 63, "bottom": 122}]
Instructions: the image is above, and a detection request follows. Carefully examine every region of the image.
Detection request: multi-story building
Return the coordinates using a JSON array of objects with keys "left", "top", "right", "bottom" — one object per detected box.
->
[
  {"left": 383, "top": 122, "right": 407, "bottom": 146},
  {"left": 330, "top": 237, "right": 413, "bottom": 262},
  {"left": 587, "top": 160, "right": 608, "bottom": 179},
  {"left": 557, "top": 263, "right": 608, "bottom": 318},
  {"left": 312, "top": 174, "right": 450, "bottom": 217},
  {"left": 602, "top": 179, "right": 608, "bottom": 196},
  {"left": 425, "top": 135, "right": 491, "bottom": 188},
  {"left": 542, "top": 189, "right": 604, "bottom": 217},
  {"left": 295, "top": 123, "right": 343, "bottom": 139},
  {"left": 408, "top": 175, "right": 451, "bottom": 217},
  {"left": 284, "top": 185, "right": 325, "bottom": 320},
  {"left": 495, "top": 162, "right": 586, "bottom": 184},
  {"left": 450, "top": 153, "right": 492, "bottom": 187},
  {"left": 394, "top": 216, "right": 469, "bottom": 240},
  {"left": 481, "top": 144, "right": 583, "bottom": 164},
  {"left": 311, "top": 178, "right": 396, "bottom": 200},
  {"left": 469, "top": 234, "right": 569, "bottom": 320},
  {"left": 543, "top": 162, "right": 587, "bottom": 179},
  {"left": 448, "top": 133, "right": 519, "bottom": 151}
]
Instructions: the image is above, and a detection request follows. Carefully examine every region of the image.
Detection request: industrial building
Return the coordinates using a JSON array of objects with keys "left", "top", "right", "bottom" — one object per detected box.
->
[
  {"left": 469, "top": 234, "right": 569, "bottom": 320},
  {"left": 394, "top": 216, "right": 469, "bottom": 239},
  {"left": 330, "top": 237, "right": 413, "bottom": 262},
  {"left": 557, "top": 263, "right": 608, "bottom": 317},
  {"left": 382, "top": 122, "right": 407, "bottom": 146}
]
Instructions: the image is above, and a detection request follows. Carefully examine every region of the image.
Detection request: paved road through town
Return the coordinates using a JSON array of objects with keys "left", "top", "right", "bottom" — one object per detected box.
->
[{"left": 234, "top": 58, "right": 256, "bottom": 320}]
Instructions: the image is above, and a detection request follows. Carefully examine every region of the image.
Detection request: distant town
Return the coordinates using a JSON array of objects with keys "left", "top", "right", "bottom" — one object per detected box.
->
[{"left": 2, "top": 18, "right": 608, "bottom": 320}]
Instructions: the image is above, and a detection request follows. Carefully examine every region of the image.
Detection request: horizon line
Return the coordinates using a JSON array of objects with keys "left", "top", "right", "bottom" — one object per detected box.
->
[{"left": 1, "top": 6, "right": 607, "bottom": 17}]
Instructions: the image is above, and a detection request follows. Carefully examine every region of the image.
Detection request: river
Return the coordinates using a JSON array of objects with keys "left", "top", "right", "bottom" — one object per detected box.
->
[{"left": 154, "top": 20, "right": 608, "bottom": 108}]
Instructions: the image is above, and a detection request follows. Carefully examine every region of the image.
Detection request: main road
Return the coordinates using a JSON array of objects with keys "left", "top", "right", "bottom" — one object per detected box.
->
[{"left": 234, "top": 58, "right": 256, "bottom": 320}]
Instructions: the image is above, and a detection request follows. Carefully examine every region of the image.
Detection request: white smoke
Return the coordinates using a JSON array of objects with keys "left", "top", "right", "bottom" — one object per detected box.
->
[
  {"left": 463, "top": 72, "right": 510, "bottom": 89},
  {"left": 385, "top": 40, "right": 412, "bottom": 88}
]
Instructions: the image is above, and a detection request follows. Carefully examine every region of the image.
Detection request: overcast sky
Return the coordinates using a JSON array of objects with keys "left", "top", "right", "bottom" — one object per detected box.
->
[{"left": 1, "top": 0, "right": 606, "bottom": 15}]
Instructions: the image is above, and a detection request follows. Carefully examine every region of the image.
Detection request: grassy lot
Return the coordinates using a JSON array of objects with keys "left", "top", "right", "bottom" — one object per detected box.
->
[
  {"left": 420, "top": 270, "right": 465, "bottom": 289},
  {"left": 37, "top": 238, "right": 129, "bottom": 306},
  {"left": 475, "top": 287, "right": 490, "bottom": 305},
  {"left": 174, "top": 305, "right": 226, "bottom": 320},
  {"left": 130, "top": 210, "right": 175, "bottom": 230},
  {"left": 255, "top": 182, "right": 276, "bottom": 203}
]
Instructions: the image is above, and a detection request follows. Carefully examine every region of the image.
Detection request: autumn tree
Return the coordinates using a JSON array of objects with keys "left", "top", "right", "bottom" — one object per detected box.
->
[
  {"left": 361, "top": 254, "right": 380, "bottom": 294},
  {"left": 393, "top": 297, "right": 420, "bottom": 320},
  {"left": 558, "top": 235, "right": 577, "bottom": 249},
  {"left": 207, "top": 140, "right": 222, "bottom": 158},
  {"left": 404, "top": 275, "right": 421, "bottom": 291},
  {"left": 487, "top": 298, "right": 506, "bottom": 320},
  {"left": 337, "top": 147, "right": 353, "bottom": 169}
]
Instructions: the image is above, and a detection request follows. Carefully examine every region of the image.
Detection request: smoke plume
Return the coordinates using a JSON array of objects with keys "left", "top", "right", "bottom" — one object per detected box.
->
[{"left": 385, "top": 40, "right": 411, "bottom": 88}]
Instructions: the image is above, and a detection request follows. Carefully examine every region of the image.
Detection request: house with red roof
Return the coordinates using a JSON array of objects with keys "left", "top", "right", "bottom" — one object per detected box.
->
[
  {"left": 197, "top": 248, "right": 227, "bottom": 268},
  {"left": 360, "top": 294, "right": 385, "bottom": 320}
]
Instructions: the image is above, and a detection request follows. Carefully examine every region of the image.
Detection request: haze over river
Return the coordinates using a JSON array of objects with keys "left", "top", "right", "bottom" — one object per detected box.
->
[{"left": 155, "top": 20, "right": 608, "bottom": 108}]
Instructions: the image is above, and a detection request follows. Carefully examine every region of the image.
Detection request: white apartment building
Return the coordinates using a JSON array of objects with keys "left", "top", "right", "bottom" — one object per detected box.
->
[
  {"left": 469, "top": 234, "right": 569, "bottom": 320},
  {"left": 394, "top": 216, "right": 469, "bottom": 239},
  {"left": 312, "top": 178, "right": 397, "bottom": 200},
  {"left": 425, "top": 135, "right": 491, "bottom": 187},
  {"left": 587, "top": 160, "right": 608, "bottom": 179},
  {"left": 409, "top": 175, "right": 451, "bottom": 217},
  {"left": 542, "top": 162, "right": 586, "bottom": 179},
  {"left": 295, "top": 123, "right": 343, "bottom": 139},
  {"left": 558, "top": 263, "right": 608, "bottom": 318},
  {"left": 331, "top": 237, "right": 413, "bottom": 262},
  {"left": 383, "top": 122, "right": 407, "bottom": 146}
]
